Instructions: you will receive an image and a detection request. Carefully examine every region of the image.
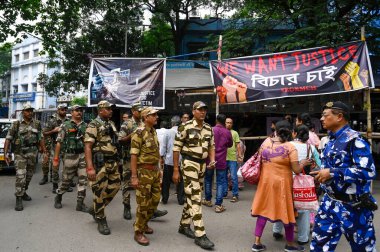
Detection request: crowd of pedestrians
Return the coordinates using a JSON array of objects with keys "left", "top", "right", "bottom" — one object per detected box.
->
[{"left": 3, "top": 99, "right": 377, "bottom": 251}]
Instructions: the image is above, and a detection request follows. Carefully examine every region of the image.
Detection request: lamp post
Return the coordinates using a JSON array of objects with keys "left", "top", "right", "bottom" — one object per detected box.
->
[{"left": 124, "top": 25, "right": 128, "bottom": 56}]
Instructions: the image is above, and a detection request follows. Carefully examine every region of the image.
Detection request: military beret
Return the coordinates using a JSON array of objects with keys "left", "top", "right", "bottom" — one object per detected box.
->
[
  {"left": 323, "top": 101, "right": 349, "bottom": 113},
  {"left": 193, "top": 101, "right": 207, "bottom": 110}
]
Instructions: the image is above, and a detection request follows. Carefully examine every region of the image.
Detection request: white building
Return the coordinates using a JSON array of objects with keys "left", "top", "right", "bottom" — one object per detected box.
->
[{"left": 10, "top": 36, "right": 57, "bottom": 118}]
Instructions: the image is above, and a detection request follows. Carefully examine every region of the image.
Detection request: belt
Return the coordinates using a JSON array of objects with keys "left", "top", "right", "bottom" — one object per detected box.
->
[
  {"left": 182, "top": 154, "right": 205, "bottom": 164},
  {"left": 139, "top": 163, "right": 159, "bottom": 171},
  {"left": 327, "top": 192, "right": 359, "bottom": 204}
]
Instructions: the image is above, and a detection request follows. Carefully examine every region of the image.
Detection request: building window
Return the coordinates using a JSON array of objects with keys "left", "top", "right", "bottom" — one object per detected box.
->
[
  {"left": 32, "top": 83, "right": 37, "bottom": 91},
  {"left": 21, "top": 84, "right": 28, "bottom": 92},
  {"left": 33, "top": 49, "right": 39, "bottom": 57},
  {"left": 13, "top": 85, "right": 18, "bottom": 94},
  {"left": 23, "top": 51, "right": 29, "bottom": 60},
  {"left": 15, "top": 54, "right": 19, "bottom": 62}
]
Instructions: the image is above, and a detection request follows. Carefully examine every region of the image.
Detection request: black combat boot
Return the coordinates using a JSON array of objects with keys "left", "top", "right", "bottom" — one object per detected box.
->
[
  {"left": 22, "top": 192, "right": 32, "bottom": 201},
  {"left": 15, "top": 197, "right": 23, "bottom": 211},
  {"left": 88, "top": 206, "right": 96, "bottom": 221},
  {"left": 123, "top": 203, "right": 132, "bottom": 220},
  {"left": 195, "top": 235, "right": 215, "bottom": 249},
  {"left": 52, "top": 183, "right": 58, "bottom": 194},
  {"left": 178, "top": 225, "right": 195, "bottom": 239},
  {"left": 76, "top": 198, "right": 89, "bottom": 212},
  {"left": 54, "top": 194, "right": 62, "bottom": 209},
  {"left": 97, "top": 218, "right": 111, "bottom": 235},
  {"left": 151, "top": 209, "right": 168, "bottom": 219},
  {"left": 39, "top": 175, "right": 48, "bottom": 185}
]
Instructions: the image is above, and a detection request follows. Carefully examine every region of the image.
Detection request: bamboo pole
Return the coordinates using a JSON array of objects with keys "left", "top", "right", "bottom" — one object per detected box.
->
[{"left": 362, "top": 27, "right": 372, "bottom": 146}]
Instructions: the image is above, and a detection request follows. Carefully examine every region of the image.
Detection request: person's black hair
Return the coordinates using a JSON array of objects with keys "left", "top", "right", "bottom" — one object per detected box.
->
[
  {"left": 216, "top": 114, "right": 226, "bottom": 125},
  {"left": 297, "top": 113, "right": 312, "bottom": 129},
  {"left": 294, "top": 124, "right": 309, "bottom": 143},
  {"left": 284, "top": 114, "right": 293, "bottom": 125},
  {"left": 160, "top": 120, "right": 169, "bottom": 129},
  {"left": 275, "top": 120, "right": 293, "bottom": 143}
]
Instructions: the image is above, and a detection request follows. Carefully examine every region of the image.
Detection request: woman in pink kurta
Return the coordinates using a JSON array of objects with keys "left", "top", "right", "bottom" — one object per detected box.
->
[{"left": 251, "top": 120, "right": 304, "bottom": 252}]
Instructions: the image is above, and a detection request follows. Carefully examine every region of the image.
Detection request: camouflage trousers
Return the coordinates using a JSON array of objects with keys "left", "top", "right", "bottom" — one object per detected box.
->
[
  {"left": 57, "top": 153, "right": 87, "bottom": 199},
  {"left": 89, "top": 161, "right": 120, "bottom": 219},
  {"left": 52, "top": 151, "right": 63, "bottom": 184},
  {"left": 122, "top": 159, "right": 131, "bottom": 205},
  {"left": 180, "top": 159, "right": 206, "bottom": 237},
  {"left": 134, "top": 167, "right": 161, "bottom": 232},
  {"left": 41, "top": 148, "right": 53, "bottom": 176},
  {"left": 14, "top": 152, "right": 38, "bottom": 197}
]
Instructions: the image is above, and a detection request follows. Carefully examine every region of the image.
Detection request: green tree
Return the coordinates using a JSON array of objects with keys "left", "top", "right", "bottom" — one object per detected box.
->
[
  {"left": 206, "top": 0, "right": 380, "bottom": 57},
  {"left": 143, "top": 0, "right": 236, "bottom": 55},
  {"left": 0, "top": 1, "right": 41, "bottom": 43},
  {"left": 141, "top": 15, "right": 175, "bottom": 57},
  {"left": 71, "top": 96, "right": 87, "bottom": 106},
  {"left": 0, "top": 42, "right": 12, "bottom": 75},
  {"left": 34, "top": 0, "right": 143, "bottom": 96}
]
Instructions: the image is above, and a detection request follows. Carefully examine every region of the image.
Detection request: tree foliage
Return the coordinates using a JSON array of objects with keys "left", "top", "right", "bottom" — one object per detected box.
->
[
  {"left": 35, "top": 0, "right": 143, "bottom": 96},
  {"left": 141, "top": 15, "right": 175, "bottom": 57},
  {"left": 0, "top": 42, "right": 13, "bottom": 75},
  {"left": 206, "top": 0, "right": 380, "bottom": 58},
  {"left": 143, "top": 0, "right": 236, "bottom": 54},
  {"left": 0, "top": 0, "right": 41, "bottom": 42}
]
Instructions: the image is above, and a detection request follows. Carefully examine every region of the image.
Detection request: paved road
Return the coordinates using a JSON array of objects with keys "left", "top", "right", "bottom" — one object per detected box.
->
[{"left": 0, "top": 166, "right": 379, "bottom": 252}]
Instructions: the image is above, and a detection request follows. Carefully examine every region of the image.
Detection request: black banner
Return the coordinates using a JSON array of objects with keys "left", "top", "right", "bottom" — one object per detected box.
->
[
  {"left": 210, "top": 41, "right": 374, "bottom": 104},
  {"left": 88, "top": 58, "right": 166, "bottom": 108}
]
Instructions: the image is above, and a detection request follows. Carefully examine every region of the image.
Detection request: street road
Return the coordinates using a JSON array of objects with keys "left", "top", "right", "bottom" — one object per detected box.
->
[{"left": 0, "top": 166, "right": 379, "bottom": 252}]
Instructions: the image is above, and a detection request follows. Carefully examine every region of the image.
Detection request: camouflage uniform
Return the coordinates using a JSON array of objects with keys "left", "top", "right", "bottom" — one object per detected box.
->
[
  {"left": 43, "top": 113, "right": 67, "bottom": 182},
  {"left": 84, "top": 116, "right": 120, "bottom": 219},
  {"left": 130, "top": 124, "right": 161, "bottom": 233},
  {"left": 118, "top": 117, "right": 142, "bottom": 204},
  {"left": 6, "top": 118, "right": 43, "bottom": 196},
  {"left": 173, "top": 118, "right": 215, "bottom": 238},
  {"left": 56, "top": 120, "right": 88, "bottom": 199}
]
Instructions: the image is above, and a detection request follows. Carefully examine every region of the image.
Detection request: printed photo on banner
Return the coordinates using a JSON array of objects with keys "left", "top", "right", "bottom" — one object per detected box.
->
[
  {"left": 210, "top": 41, "right": 374, "bottom": 104},
  {"left": 88, "top": 58, "right": 166, "bottom": 109}
]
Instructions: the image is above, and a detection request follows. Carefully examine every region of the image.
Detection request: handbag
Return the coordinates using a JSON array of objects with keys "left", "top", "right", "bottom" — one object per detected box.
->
[
  {"left": 239, "top": 150, "right": 261, "bottom": 184},
  {"left": 293, "top": 171, "right": 319, "bottom": 211},
  {"left": 303, "top": 144, "right": 319, "bottom": 174}
]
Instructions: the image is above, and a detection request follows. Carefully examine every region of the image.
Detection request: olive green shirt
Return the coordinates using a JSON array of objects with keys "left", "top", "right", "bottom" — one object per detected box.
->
[
  {"left": 6, "top": 119, "right": 43, "bottom": 154},
  {"left": 130, "top": 125, "right": 160, "bottom": 164}
]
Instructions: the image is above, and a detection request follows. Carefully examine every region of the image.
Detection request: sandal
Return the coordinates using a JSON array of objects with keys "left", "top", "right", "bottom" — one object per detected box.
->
[
  {"left": 201, "top": 199, "right": 213, "bottom": 207},
  {"left": 215, "top": 205, "right": 226, "bottom": 213}
]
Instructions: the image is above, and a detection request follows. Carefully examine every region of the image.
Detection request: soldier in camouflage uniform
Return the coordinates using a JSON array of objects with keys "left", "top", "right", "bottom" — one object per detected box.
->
[
  {"left": 118, "top": 102, "right": 143, "bottom": 220},
  {"left": 4, "top": 104, "right": 48, "bottom": 211},
  {"left": 173, "top": 101, "right": 216, "bottom": 250},
  {"left": 84, "top": 100, "right": 120, "bottom": 235},
  {"left": 42, "top": 104, "right": 72, "bottom": 194},
  {"left": 53, "top": 104, "right": 89, "bottom": 212},
  {"left": 130, "top": 107, "right": 161, "bottom": 246}
]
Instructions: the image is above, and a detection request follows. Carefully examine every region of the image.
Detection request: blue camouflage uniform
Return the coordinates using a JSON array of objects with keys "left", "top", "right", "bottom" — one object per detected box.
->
[{"left": 310, "top": 124, "right": 377, "bottom": 252}]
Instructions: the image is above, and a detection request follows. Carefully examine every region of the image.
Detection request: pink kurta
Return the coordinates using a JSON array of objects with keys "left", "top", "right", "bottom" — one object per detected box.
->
[{"left": 251, "top": 138, "right": 298, "bottom": 224}]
